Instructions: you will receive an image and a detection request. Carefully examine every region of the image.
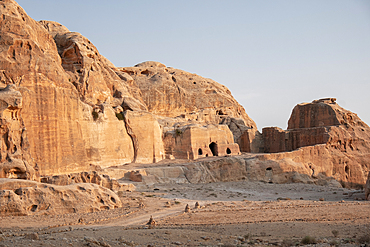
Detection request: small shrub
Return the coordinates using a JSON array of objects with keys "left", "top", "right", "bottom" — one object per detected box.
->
[
  {"left": 115, "top": 112, "right": 125, "bottom": 121},
  {"left": 117, "top": 191, "right": 125, "bottom": 197},
  {"left": 281, "top": 238, "right": 296, "bottom": 247},
  {"left": 174, "top": 201, "right": 181, "bottom": 204},
  {"left": 175, "top": 129, "right": 182, "bottom": 136},
  {"left": 332, "top": 230, "right": 339, "bottom": 237},
  {"left": 301, "top": 236, "right": 316, "bottom": 245},
  {"left": 329, "top": 239, "right": 339, "bottom": 246},
  {"left": 92, "top": 111, "right": 99, "bottom": 121},
  {"left": 243, "top": 233, "right": 251, "bottom": 240},
  {"left": 358, "top": 233, "right": 370, "bottom": 244},
  {"left": 343, "top": 238, "right": 355, "bottom": 244},
  {"left": 209, "top": 193, "right": 217, "bottom": 197}
]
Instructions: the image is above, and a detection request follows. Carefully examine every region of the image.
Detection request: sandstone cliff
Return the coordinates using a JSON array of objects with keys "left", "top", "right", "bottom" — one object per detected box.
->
[
  {"left": 365, "top": 172, "right": 370, "bottom": 200},
  {"left": 0, "top": 0, "right": 143, "bottom": 177},
  {"left": 262, "top": 98, "right": 370, "bottom": 186},
  {"left": 0, "top": 0, "right": 252, "bottom": 178},
  {"left": 116, "top": 62, "right": 258, "bottom": 149},
  {"left": 116, "top": 61, "right": 255, "bottom": 128}
]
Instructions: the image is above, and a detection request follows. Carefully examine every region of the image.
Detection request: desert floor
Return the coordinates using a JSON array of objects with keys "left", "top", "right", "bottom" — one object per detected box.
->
[{"left": 1, "top": 181, "right": 369, "bottom": 246}]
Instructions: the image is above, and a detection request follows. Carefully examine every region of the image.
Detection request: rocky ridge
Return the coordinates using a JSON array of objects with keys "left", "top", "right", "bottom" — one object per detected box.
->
[
  {"left": 0, "top": 0, "right": 256, "bottom": 180},
  {"left": 0, "top": 0, "right": 370, "bottom": 217},
  {"left": 0, "top": 178, "right": 121, "bottom": 216}
]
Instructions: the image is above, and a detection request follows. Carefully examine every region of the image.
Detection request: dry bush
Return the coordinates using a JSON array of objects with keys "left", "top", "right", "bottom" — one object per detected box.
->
[
  {"left": 301, "top": 235, "right": 316, "bottom": 245},
  {"left": 358, "top": 233, "right": 370, "bottom": 244},
  {"left": 281, "top": 238, "right": 296, "bottom": 247},
  {"left": 329, "top": 239, "right": 339, "bottom": 246}
]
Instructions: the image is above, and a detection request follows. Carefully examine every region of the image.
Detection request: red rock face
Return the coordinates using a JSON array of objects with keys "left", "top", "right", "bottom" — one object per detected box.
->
[
  {"left": 0, "top": 0, "right": 248, "bottom": 178},
  {"left": 117, "top": 61, "right": 256, "bottom": 130},
  {"left": 262, "top": 98, "right": 370, "bottom": 186},
  {"left": 0, "top": 1, "right": 94, "bottom": 176},
  {"left": 365, "top": 172, "right": 370, "bottom": 200},
  {"left": 287, "top": 98, "right": 340, "bottom": 129}
]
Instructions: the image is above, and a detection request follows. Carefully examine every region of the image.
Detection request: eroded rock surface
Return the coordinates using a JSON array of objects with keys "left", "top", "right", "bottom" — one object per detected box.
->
[
  {"left": 262, "top": 98, "right": 370, "bottom": 186},
  {"left": 163, "top": 124, "right": 240, "bottom": 160},
  {"left": 117, "top": 62, "right": 255, "bottom": 128},
  {"left": 0, "top": 0, "right": 250, "bottom": 179},
  {"left": 40, "top": 170, "right": 134, "bottom": 192},
  {"left": 365, "top": 172, "right": 370, "bottom": 200},
  {"left": 0, "top": 178, "right": 121, "bottom": 216}
]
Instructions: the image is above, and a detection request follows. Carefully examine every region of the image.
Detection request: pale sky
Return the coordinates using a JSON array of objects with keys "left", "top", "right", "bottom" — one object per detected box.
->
[{"left": 16, "top": 0, "right": 370, "bottom": 130}]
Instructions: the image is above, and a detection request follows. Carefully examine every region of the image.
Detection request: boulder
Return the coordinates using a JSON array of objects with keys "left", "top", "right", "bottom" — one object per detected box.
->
[{"left": 0, "top": 178, "right": 122, "bottom": 216}]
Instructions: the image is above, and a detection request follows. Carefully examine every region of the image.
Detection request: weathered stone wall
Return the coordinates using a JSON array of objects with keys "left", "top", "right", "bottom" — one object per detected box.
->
[
  {"left": 123, "top": 111, "right": 165, "bottom": 163},
  {"left": 365, "top": 172, "right": 370, "bottom": 200},
  {"left": 117, "top": 62, "right": 256, "bottom": 130},
  {"left": 164, "top": 124, "right": 240, "bottom": 160},
  {"left": 0, "top": 178, "right": 122, "bottom": 216},
  {"left": 0, "top": 1, "right": 168, "bottom": 177},
  {"left": 0, "top": 0, "right": 89, "bottom": 176},
  {"left": 262, "top": 126, "right": 330, "bottom": 153},
  {"left": 262, "top": 98, "right": 370, "bottom": 186}
]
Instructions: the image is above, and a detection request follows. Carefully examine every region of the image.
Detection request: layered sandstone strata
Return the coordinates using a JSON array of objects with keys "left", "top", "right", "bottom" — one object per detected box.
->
[
  {"left": 0, "top": 0, "right": 248, "bottom": 178},
  {"left": 116, "top": 61, "right": 256, "bottom": 129},
  {"left": 0, "top": 178, "right": 121, "bottom": 216},
  {"left": 262, "top": 98, "right": 370, "bottom": 186},
  {"left": 365, "top": 172, "right": 370, "bottom": 200},
  {"left": 163, "top": 124, "right": 240, "bottom": 160}
]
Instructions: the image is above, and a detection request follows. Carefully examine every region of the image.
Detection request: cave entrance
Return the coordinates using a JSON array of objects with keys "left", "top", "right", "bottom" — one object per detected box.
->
[
  {"left": 226, "top": 148, "right": 231, "bottom": 154},
  {"left": 209, "top": 142, "right": 217, "bottom": 156},
  {"left": 198, "top": 148, "right": 203, "bottom": 155}
]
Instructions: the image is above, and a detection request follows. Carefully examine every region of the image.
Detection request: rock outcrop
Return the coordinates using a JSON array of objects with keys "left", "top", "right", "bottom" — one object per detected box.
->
[
  {"left": 365, "top": 172, "right": 370, "bottom": 200},
  {"left": 123, "top": 111, "right": 165, "bottom": 163},
  {"left": 40, "top": 170, "right": 134, "bottom": 192},
  {"left": 0, "top": 178, "right": 121, "bottom": 216},
  {"left": 117, "top": 62, "right": 258, "bottom": 151},
  {"left": 163, "top": 124, "right": 240, "bottom": 160},
  {"left": 262, "top": 98, "right": 370, "bottom": 187},
  {"left": 0, "top": 0, "right": 249, "bottom": 179},
  {"left": 116, "top": 62, "right": 255, "bottom": 128},
  {"left": 1, "top": 0, "right": 369, "bottom": 197}
]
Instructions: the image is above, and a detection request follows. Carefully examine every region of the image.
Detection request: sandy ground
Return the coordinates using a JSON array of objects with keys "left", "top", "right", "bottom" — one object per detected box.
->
[{"left": 0, "top": 181, "right": 369, "bottom": 246}]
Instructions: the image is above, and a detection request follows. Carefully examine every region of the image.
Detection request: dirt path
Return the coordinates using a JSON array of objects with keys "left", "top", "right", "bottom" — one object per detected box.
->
[
  {"left": 104, "top": 203, "right": 186, "bottom": 227},
  {"left": 0, "top": 181, "right": 369, "bottom": 246}
]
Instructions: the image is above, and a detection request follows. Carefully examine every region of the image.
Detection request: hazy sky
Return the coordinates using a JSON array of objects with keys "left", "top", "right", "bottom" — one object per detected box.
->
[{"left": 17, "top": 0, "right": 370, "bottom": 130}]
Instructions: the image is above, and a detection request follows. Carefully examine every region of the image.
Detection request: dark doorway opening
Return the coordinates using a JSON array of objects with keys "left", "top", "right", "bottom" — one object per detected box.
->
[
  {"left": 198, "top": 148, "right": 203, "bottom": 155},
  {"left": 209, "top": 142, "right": 217, "bottom": 156},
  {"left": 226, "top": 148, "right": 231, "bottom": 154}
]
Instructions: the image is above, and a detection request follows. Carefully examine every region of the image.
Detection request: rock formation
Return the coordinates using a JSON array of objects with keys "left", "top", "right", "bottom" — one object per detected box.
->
[
  {"left": 366, "top": 172, "right": 370, "bottom": 200},
  {"left": 116, "top": 61, "right": 255, "bottom": 127},
  {"left": 1, "top": 0, "right": 370, "bottom": 201},
  {"left": 40, "top": 170, "right": 134, "bottom": 192},
  {"left": 111, "top": 98, "right": 370, "bottom": 189},
  {"left": 0, "top": 0, "right": 247, "bottom": 179},
  {"left": 0, "top": 178, "right": 121, "bottom": 216},
  {"left": 163, "top": 124, "right": 240, "bottom": 160},
  {"left": 262, "top": 98, "right": 370, "bottom": 186}
]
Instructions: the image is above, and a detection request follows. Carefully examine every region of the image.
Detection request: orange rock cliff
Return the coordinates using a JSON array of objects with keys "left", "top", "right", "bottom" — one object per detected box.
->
[{"left": 0, "top": 0, "right": 369, "bottom": 188}]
